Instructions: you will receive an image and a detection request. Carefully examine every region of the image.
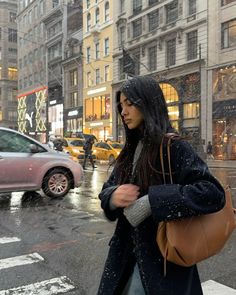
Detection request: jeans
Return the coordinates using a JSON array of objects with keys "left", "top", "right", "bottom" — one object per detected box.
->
[{"left": 122, "top": 264, "right": 146, "bottom": 295}]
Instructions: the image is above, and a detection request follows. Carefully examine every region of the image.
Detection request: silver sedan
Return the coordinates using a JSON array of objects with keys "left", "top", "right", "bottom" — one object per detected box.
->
[{"left": 0, "top": 127, "right": 83, "bottom": 198}]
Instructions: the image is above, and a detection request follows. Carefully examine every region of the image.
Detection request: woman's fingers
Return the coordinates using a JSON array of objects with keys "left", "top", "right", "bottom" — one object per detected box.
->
[{"left": 111, "top": 184, "right": 140, "bottom": 207}]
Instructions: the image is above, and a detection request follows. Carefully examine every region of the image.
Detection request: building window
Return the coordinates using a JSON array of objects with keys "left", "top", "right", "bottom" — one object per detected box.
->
[
  {"left": 95, "top": 42, "right": 100, "bottom": 59},
  {"left": 160, "top": 83, "right": 179, "bottom": 103},
  {"left": 8, "top": 48, "right": 17, "bottom": 55},
  {"left": 183, "top": 103, "right": 199, "bottom": 118},
  {"left": 188, "top": 0, "right": 196, "bottom": 15},
  {"left": 95, "top": 68, "right": 100, "bottom": 84},
  {"left": 8, "top": 29, "right": 17, "bottom": 43},
  {"left": 132, "top": 18, "right": 142, "bottom": 38},
  {"left": 148, "top": 46, "right": 157, "bottom": 71},
  {"left": 119, "top": 26, "right": 126, "bottom": 46},
  {"left": 87, "top": 72, "right": 92, "bottom": 87},
  {"left": 52, "top": 0, "right": 59, "bottom": 8},
  {"left": 48, "top": 42, "right": 62, "bottom": 61},
  {"left": 183, "top": 102, "right": 199, "bottom": 127},
  {"left": 104, "top": 65, "right": 110, "bottom": 81},
  {"left": 221, "top": 19, "right": 236, "bottom": 49},
  {"left": 9, "top": 12, "right": 16, "bottom": 22},
  {"left": 187, "top": 30, "right": 198, "bottom": 60},
  {"left": 166, "top": 39, "right": 176, "bottom": 66},
  {"left": 120, "top": 0, "right": 125, "bottom": 13},
  {"left": 105, "top": 2, "right": 110, "bottom": 22},
  {"left": 148, "top": 9, "right": 159, "bottom": 31},
  {"left": 221, "top": 0, "right": 236, "bottom": 5},
  {"left": 70, "top": 92, "right": 78, "bottom": 108},
  {"left": 95, "top": 8, "right": 100, "bottom": 24},
  {"left": 86, "top": 0, "right": 90, "bottom": 9},
  {"left": 166, "top": 0, "right": 178, "bottom": 24},
  {"left": 8, "top": 68, "right": 18, "bottom": 80},
  {"left": 104, "top": 38, "right": 109, "bottom": 56},
  {"left": 86, "top": 47, "right": 91, "bottom": 63},
  {"left": 39, "top": 0, "right": 44, "bottom": 16},
  {"left": 149, "top": 0, "right": 159, "bottom": 5},
  {"left": 87, "top": 13, "right": 91, "bottom": 32},
  {"left": 70, "top": 69, "right": 77, "bottom": 86},
  {"left": 133, "top": 0, "right": 142, "bottom": 15}
]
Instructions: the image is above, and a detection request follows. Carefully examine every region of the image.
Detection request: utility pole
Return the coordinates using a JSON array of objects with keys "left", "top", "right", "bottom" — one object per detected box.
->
[{"left": 197, "top": 43, "right": 205, "bottom": 159}]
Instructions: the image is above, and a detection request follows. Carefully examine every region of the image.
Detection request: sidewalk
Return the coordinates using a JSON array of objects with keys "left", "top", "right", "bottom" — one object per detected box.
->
[{"left": 207, "top": 159, "right": 236, "bottom": 169}]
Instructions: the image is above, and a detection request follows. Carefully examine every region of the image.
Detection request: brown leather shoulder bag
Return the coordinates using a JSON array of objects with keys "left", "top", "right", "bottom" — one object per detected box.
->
[{"left": 156, "top": 136, "right": 236, "bottom": 274}]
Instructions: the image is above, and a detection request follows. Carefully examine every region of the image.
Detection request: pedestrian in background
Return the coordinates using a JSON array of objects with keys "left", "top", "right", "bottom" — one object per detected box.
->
[
  {"left": 97, "top": 76, "right": 224, "bottom": 295},
  {"left": 83, "top": 136, "right": 96, "bottom": 170},
  {"left": 47, "top": 135, "right": 55, "bottom": 149},
  {"left": 207, "top": 141, "right": 214, "bottom": 160}
]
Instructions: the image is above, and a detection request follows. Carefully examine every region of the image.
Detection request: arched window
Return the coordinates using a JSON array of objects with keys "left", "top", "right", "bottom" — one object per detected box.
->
[
  {"left": 95, "top": 8, "right": 100, "bottom": 24},
  {"left": 105, "top": 2, "right": 109, "bottom": 22},
  {"left": 87, "top": 13, "right": 91, "bottom": 32},
  {"left": 160, "top": 83, "right": 179, "bottom": 130}
]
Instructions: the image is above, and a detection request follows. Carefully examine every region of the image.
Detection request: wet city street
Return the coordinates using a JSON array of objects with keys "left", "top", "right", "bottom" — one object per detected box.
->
[{"left": 0, "top": 163, "right": 235, "bottom": 294}]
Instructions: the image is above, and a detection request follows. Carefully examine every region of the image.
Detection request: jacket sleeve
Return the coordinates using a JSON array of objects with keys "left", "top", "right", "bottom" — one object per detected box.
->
[
  {"left": 148, "top": 140, "right": 225, "bottom": 223},
  {"left": 98, "top": 168, "right": 123, "bottom": 221}
]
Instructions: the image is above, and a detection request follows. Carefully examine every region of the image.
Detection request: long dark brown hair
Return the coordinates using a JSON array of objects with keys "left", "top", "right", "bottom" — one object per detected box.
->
[{"left": 115, "top": 76, "right": 175, "bottom": 194}]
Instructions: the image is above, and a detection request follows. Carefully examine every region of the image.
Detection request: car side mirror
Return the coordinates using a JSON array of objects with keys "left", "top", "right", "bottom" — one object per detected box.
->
[{"left": 29, "top": 144, "right": 38, "bottom": 153}]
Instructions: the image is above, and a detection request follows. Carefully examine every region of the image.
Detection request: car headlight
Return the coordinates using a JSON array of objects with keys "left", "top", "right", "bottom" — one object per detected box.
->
[{"left": 72, "top": 148, "right": 79, "bottom": 154}]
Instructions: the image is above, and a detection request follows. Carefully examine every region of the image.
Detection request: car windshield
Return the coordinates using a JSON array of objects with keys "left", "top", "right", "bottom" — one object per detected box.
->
[
  {"left": 110, "top": 143, "right": 123, "bottom": 149},
  {"left": 69, "top": 140, "right": 84, "bottom": 147}
]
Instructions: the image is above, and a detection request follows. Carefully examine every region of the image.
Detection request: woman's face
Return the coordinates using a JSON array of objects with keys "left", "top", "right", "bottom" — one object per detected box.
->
[{"left": 120, "top": 93, "right": 144, "bottom": 129}]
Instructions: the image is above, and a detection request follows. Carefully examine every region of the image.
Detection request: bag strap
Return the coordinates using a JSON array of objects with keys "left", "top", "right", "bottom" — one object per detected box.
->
[
  {"left": 160, "top": 134, "right": 175, "bottom": 276},
  {"left": 160, "top": 134, "right": 176, "bottom": 184}
]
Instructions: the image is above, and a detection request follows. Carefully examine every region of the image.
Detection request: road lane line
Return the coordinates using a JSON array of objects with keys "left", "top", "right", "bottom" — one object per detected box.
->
[
  {"left": 0, "top": 253, "right": 44, "bottom": 270},
  {"left": 0, "top": 276, "right": 75, "bottom": 294},
  {"left": 0, "top": 237, "right": 21, "bottom": 244},
  {"left": 202, "top": 280, "right": 236, "bottom": 294}
]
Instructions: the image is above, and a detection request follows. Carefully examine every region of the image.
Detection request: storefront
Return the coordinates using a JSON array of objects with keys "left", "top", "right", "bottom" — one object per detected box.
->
[
  {"left": 212, "top": 65, "right": 236, "bottom": 159},
  {"left": 17, "top": 86, "right": 47, "bottom": 143},
  {"left": 83, "top": 88, "right": 112, "bottom": 141},
  {"left": 64, "top": 106, "right": 83, "bottom": 136}
]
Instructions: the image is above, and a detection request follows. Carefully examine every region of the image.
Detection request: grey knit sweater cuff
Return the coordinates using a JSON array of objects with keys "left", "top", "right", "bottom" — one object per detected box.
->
[{"left": 123, "top": 195, "right": 151, "bottom": 227}]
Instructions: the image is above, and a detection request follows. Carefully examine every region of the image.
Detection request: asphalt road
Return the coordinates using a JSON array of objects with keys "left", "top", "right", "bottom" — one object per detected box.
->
[{"left": 0, "top": 164, "right": 235, "bottom": 294}]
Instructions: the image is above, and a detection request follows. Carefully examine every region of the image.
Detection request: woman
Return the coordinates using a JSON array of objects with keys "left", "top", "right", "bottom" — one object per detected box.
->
[{"left": 97, "top": 76, "right": 225, "bottom": 295}]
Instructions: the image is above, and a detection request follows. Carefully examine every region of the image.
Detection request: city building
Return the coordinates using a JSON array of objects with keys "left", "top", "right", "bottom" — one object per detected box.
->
[
  {"left": 0, "top": 0, "right": 18, "bottom": 129},
  {"left": 42, "top": 2, "right": 66, "bottom": 138},
  {"left": 112, "top": 0, "right": 208, "bottom": 152},
  {"left": 62, "top": 0, "right": 83, "bottom": 137},
  {"left": 17, "top": 0, "right": 56, "bottom": 142},
  {"left": 207, "top": 0, "right": 236, "bottom": 160},
  {"left": 82, "top": 0, "right": 113, "bottom": 141}
]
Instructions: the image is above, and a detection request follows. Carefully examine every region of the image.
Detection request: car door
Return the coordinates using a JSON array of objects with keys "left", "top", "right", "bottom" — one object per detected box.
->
[
  {"left": 0, "top": 129, "right": 44, "bottom": 191},
  {"left": 95, "top": 142, "right": 111, "bottom": 160}
]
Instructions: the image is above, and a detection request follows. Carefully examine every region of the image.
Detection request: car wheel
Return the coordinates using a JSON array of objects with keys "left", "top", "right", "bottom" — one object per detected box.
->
[
  {"left": 42, "top": 168, "right": 73, "bottom": 198},
  {"left": 108, "top": 154, "right": 115, "bottom": 165}
]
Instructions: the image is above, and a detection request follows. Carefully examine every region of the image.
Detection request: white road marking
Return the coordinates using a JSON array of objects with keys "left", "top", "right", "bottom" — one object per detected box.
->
[
  {"left": 0, "top": 237, "right": 21, "bottom": 244},
  {"left": 202, "top": 280, "right": 236, "bottom": 294},
  {"left": 0, "top": 253, "right": 44, "bottom": 270},
  {"left": 0, "top": 276, "right": 75, "bottom": 294}
]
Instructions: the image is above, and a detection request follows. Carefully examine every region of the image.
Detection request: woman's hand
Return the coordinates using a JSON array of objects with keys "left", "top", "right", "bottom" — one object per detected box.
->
[{"left": 111, "top": 184, "right": 140, "bottom": 208}]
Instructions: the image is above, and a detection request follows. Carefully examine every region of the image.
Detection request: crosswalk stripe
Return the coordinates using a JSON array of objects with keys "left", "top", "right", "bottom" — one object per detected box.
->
[
  {"left": 202, "top": 280, "right": 236, "bottom": 294},
  {"left": 0, "top": 253, "right": 44, "bottom": 270},
  {"left": 0, "top": 276, "right": 75, "bottom": 295},
  {"left": 0, "top": 237, "right": 21, "bottom": 244}
]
